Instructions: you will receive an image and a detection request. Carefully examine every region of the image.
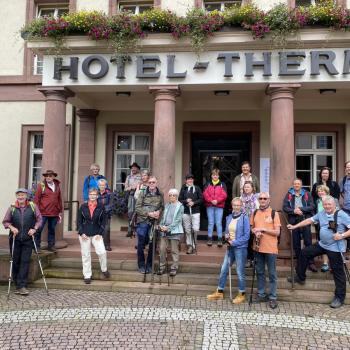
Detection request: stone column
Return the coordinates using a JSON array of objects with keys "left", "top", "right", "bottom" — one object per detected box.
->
[
  {"left": 76, "top": 109, "right": 99, "bottom": 204},
  {"left": 38, "top": 87, "right": 74, "bottom": 249},
  {"left": 149, "top": 86, "right": 179, "bottom": 197}
]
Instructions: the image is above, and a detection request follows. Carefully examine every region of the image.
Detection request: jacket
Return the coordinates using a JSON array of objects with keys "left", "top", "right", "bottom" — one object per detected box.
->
[
  {"left": 203, "top": 181, "right": 227, "bottom": 208},
  {"left": 282, "top": 187, "right": 315, "bottom": 224},
  {"left": 232, "top": 173, "right": 260, "bottom": 198},
  {"left": 159, "top": 201, "right": 184, "bottom": 235},
  {"left": 225, "top": 213, "right": 250, "bottom": 248},
  {"left": 98, "top": 188, "right": 113, "bottom": 218},
  {"left": 78, "top": 202, "right": 106, "bottom": 236},
  {"left": 34, "top": 179, "right": 63, "bottom": 217},
  {"left": 83, "top": 174, "right": 108, "bottom": 202},
  {"left": 178, "top": 184, "right": 203, "bottom": 214},
  {"left": 135, "top": 187, "right": 164, "bottom": 224},
  {"left": 311, "top": 180, "right": 340, "bottom": 202}
]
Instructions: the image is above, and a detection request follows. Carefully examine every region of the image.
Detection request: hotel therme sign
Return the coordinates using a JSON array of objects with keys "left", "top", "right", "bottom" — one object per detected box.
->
[{"left": 43, "top": 49, "right": 350, "bottom": 86}]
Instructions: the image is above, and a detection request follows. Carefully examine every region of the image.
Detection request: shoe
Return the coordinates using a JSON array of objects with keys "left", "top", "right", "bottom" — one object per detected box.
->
[
  {"left": 207, "top": 238, "right": 213, "bottom": 247},
  {"left": 47, "top": 246, "right": 57, "bottom": 252},
  {"left": 252, "top": 294, "right": 269, "bottom": 303},
  {"left": 14, "top": 288, "right": 21, "bottom": 295},
  {"left": 217, "top": 239, "right": 223, "bottom": 247},
  {"left": 157, "top": 269, "right": 165, "bottom": 275},
  {"left": 138, "top": 267, "right": 146, "bottom": 274},
  {"left": 330, "top": 297, "right": 344, "bottom": 309},
  {"left": 170, "top": 268, "right": 177, "bottom": 277},
  {"left": 186, "top": 246, "right": 193, "bottom": 254},
  {"left": 105, "top": 246, "right": 112, "bottom": 251},
  {"left": 102, "top": 270, "right": 110, "bottom": 279},
  {"left": 18, "top": 287, "right": 29, "bottom": 296},
  {"left": 287, "top": 275, "right": 305, "bottom": 285},
  {"left": 308, "top": 263, "right": 318, "bottom": 273},
  {"left": 207, "top": 289, "right": 224, "bottom": 301},
  {"left": 321, "top": 263, "right": 330, "bottom": 272},
  {"left": 232, "top": 292, "right": 246, "bottom": 304},
  {"left": 84, "top": 278, "right": 91, "bottom": 284},
  {"left": 269, "top": 299, "right": 278, "bottom": 309},
  {"left": 245, "top": 260, "right": 253, "bottom": 268}
]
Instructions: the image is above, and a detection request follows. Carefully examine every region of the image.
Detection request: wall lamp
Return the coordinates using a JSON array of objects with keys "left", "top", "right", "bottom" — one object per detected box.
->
[
  {"left": 116, "top": 91, "right": 131, "bottom": 97},
  {"left": 319, "top": 89, "right": 336, "bottom": 95},
  {"left": 214, "top": 90, "right": 230, "bottom": 96}
]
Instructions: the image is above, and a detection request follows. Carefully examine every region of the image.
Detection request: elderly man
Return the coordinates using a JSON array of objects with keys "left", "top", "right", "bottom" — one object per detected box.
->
[
  {"left": 232, "top": 161, "right": 260, "bottom": 198},
  {"left": 339, "top": 161, "right": 350, "bottom": 215},
  {"left": 2, "top": 188, "right": 42, "bottom": 295},
  {"left": 83, "top": 163, "right": 108, "bottom": 202},
  {"left": 283, "top": 178, "right": 317, "bottom": 272},
  {"left": 287, "top": 196, "right": 350, "bottom": 308},
  {"left": 34, "top": 170, "right": 63, "bottom": 252},
  {"left": 135, "top": 176, "right": 164, "bottom": 274},
  {"left": 251, "top": 192, "right": 281, "bottom": 309}
]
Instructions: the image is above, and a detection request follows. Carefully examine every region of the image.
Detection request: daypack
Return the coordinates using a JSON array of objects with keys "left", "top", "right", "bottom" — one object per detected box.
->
[
  {"left": 253, "top": 208, "right": 281, "bottom": 245},
  {"left": 287, "top": 191, "right": 309, "bottom": 203},
  {"left": 11, "top": 201, "right": 36, "bottom": 215}
]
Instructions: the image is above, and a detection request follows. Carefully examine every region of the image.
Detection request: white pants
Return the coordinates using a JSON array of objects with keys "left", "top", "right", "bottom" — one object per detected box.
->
[
  {"left": 79, "top": 235, "right": 107, "bottom": 279},
  {"left": 182, "top": 213, "right": 200, "bottom": 248}
]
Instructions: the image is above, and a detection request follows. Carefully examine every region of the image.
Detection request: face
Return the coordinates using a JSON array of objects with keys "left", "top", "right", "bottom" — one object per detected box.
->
[
  {"left": 131, "top": 166, "right": 139, "bottom": 174},
  {"left": 293, "top": 180, "right": 302, "bottom": 192},
  {"left": 88, "top": 191, "right": 98, "bottom": 201},
  {"left": 98, "top": 182, "right": 106, "bottom": 192},
  {"left": 211, "top": 173, "right": 219, "bottom": 181},
  {"left": 346, "top": 162, "right": 350, "bottom": 176},
  {"left": 241, "top": 164, "right": 251, "bottom": 175},
  {"left": 320, "top": 169, "right": 330, "bottom": 181},
  {"left": 169, "top": 193, "right": 177, "bottom": 203},
  {"left": 91, "top": 167, "right": 100, "bottom": 176},
  {"left": 258, "top": 195, "right": 270, "bottom": 207},
  {"left": 232, "top": 200, "right": 242, "bottom": 213},
  {"left": 323, "top": 200, "right": 335, "bottom": 213},
  {"left": 148, "top": 178, "right": 157, "bottom": 190},
  {"left": 186, "top": 178, "right": 194, "bottom": 186},
  {"left": 16, "top": 192, "right": 27, "bottom": 203},
  {"left": 141, "top": 173, "right": 149, "bottom": 183},
  {"left": 317, "top": 189, "right": 326, "bottom": 198},
  {"left": 243, "top": 183, "right": 253, "bottom": 195},
  {"left": 45, "top": 174, "right": 55, "bottom": 183}
]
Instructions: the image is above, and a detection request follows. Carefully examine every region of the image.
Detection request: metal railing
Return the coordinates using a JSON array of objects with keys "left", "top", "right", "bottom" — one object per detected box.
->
[{"left": 64, "top": 200, "right": 80, "bottom": 231}]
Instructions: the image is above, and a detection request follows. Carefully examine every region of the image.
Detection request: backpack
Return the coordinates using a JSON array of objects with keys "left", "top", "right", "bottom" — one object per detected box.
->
[
  {"left": 253, "top": 208, "right": 281, "bottom": 245},
  {"left": 287, "top": 191, "right": 309, "bottom": 203},
  {"left": 11, "top": 201, "right": 36, "bottom": 215}
]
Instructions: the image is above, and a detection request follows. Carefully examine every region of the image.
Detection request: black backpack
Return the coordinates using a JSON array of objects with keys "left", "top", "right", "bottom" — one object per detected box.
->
[{"left": 253, "top": 209, "right": 281, "bottom": 245}]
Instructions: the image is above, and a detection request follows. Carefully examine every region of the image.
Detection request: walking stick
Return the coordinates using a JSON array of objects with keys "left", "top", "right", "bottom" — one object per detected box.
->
[
  {"left": 336, "top": 241, "right": 350, "bottom": 285},
  {"left": 189, "top": 206, "right": 197, "bottom": 255},
  {"left": 150, "top": 221, "right": 157, "bottom": 285},
  {"left": 249, "top": 236, "right": 260, "bottom": 307},
  {"left": 7, "top": 236, "right": 15, "bottom": 300},
  {"left": 227, "top": 245, "right": 232, "bottom": 300},
  {"left": 32, "top": 236, "right": 49, "bottom": 295}
]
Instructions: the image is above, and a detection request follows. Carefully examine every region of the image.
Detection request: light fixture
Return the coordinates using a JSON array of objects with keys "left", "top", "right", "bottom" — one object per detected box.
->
[
  {"left": 319, "top": 89, "right": 336, "bottom": 95},
  {"left": 214, "top": 90, "right": 230, "bottom": 96},
  {"left": 116, "top": 91, "right": 131, "bottom": 97}
]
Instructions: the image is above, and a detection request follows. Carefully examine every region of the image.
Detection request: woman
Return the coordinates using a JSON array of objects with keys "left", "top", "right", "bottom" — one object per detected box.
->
[
  {"left": 203, "top": 169, "right": 228, "bottom": 247},
  {"left": 311, "top": 166, "right": 340, "bottom": 202},
  {"left": 158, "top": 189, "right": 184, "bottom": 277},
  {"left": 134, "top": 170, "right": 150, "bottom": 201},
  {"left": 240, "top": 181, "right": 259, "bottom": 267},
  {"left": 207, "top": 197, "right": 250, "bottom": 304},
  {"left": 78, "top": 188, "right": 110, "bottom": 284}
]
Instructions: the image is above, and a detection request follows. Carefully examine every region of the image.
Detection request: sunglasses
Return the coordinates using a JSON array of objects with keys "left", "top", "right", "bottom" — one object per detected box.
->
[
  {"left": 169, "top": 194, "right": 177, "bottom": 197},
  {"left": 259, "top": 197, "right": 268, "bottom": 200}
]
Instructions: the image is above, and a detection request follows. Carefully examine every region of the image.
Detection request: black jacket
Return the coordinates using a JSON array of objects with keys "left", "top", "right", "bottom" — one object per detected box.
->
[
  {"left": 311, "top": 180, "right": 340, "bottom": 202},
  {"left": 78, "top": 202, "right": 106, "bottom": 236},
  {"left": 178, "top": 184, "right": 203, "bottom": 214}
]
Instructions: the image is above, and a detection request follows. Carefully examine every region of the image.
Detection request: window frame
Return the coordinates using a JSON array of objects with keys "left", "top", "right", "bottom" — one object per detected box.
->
[
  {"left": 28, "top": 132, "right": 44, "bottom": 189},
  {"left": 36, "top": 4, "right": 69, "bottom": 18},
  {"left": 118, "top": 0, "right": 153, "bottom": 14},
  {"left": 203, "top": 0, "right": 242, "bottom": 11}
]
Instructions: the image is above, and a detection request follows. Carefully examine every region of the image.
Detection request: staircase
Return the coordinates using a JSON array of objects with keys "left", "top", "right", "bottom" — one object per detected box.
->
[{"left": 31, "top": 231, "right": 350, "bottom": 304}]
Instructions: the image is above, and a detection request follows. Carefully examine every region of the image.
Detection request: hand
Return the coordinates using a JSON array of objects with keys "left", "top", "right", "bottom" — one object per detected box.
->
[
  {"left": 333, "top": 233, "right": 343, "bottom": 241},
  {"left": 58, "top": 214, "right": 62, "bottom": 224},
  {"left": 252, "top": 228, "right": 260, "bottom": 234},
  {"left": 10, "top": 227, "right": 19, "bottom": 236},
  {"left": 186, "top": 198, "right": 192, "bottom": 203},
  {"left": 287, "top": 224, "right": 295, "bottom": 230},
  {"left": 211, "top": 200, "right": 217, "bottom": 205},
  {"left": 188, "top": 201, "right": 194, "bottom": 207},
  {"left": 28, "top": 228, "right": 36, "bottom": 236},
  {"left": 294, "top": 208, "right": 303, "bottom": 216},
  {"left": 255, "top": 231, "right": 263, "bottom": 238},
  {"left": 81, "top": 234, "right": 89, "bottom": 241},
  {"left": 95, "top": 235, "right": 102, "bottom": 241}
]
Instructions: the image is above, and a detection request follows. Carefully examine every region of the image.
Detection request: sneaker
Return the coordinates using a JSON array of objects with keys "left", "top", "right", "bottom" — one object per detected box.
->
[
  {"left": 217, "top": 239, "right": 223, "bottom": 247},
  {"left": 207, "top": 238, "right": 213, "bottom": 247},
  {"left": 84, "top": 278, "right": 91, "bottom": 284},
  {"left": 102, "top": 270, "right": 111, "bottom": 279},
  {"left": 157, "top": 268, "right": 165, "bottom": 275},
  {"left": 330, "top": 297, "right": 343, "bottom": 309},
  {"left": 207, "top": 289, "right": 224, "bottom": 301},
  {"left": 232, "top": 292, "right": 246, "bottom": 304},
  {"left": 287, "top": 275, "right": 305, "bottom": 285},
  {"left": 170, "top": 268, "right": 177, "bottom": 277},
  {"left": 18, "top": 287, "right": 29, "bottom": 296},
  {"left": 186, "top": 246, "right": 193, "bottom": 254},
  {"left": 308, "top": 263, "right": 318, "bottom": 273},
  {"left": 252, "top": 294, "right": 269, "bottom": 303},
  {"left": 269, "top": 299, "right": 278, "bottom": 309},
  {"left": 321, "top": 263, "right": 330, "bottom": 272},
  {"left": 14, "top": 288, "right": 21, "bottom": 295},
  {"left": 138, "top": 267, "right": 146, "bottom": 274}
]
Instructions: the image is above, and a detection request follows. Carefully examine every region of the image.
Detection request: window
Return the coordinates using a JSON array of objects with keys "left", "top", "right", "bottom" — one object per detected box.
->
[
  {"left": 118, "top": 1, "right": 153, "bottom": 14},
  {"left": 28, "top": 133, "right": 43, "bottom": 188},
  {"left": 114, "top": 133, "right": 150, "bottom": 190},
  {"left": 204, "top": 0, "right": 242, "bottom": 11},
  {"left": 37, "top": 5, "right": 69, "bottom": 18},
  {"left": 295, "top": 132, "right": 336, "bottom": 191},
  {"left": 295, "top": 0, "right": 331, "bottom": 6},
  {"left": 33, "top": 55, "right": 43, "bottom": 75}
]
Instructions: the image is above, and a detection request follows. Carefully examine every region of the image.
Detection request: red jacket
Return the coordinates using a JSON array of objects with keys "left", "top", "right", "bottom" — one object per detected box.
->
[
  {"left": 34, "top": 179, "right": 63, "bottom": 216},
  {"left": 203, "top": 181, "right": 227, "bottom": 208}
]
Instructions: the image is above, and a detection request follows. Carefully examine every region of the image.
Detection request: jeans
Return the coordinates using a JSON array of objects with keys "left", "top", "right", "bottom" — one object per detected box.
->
[
  {"left": 136, "top": 222, "right": 153, "bottom": 269},
  {"left": 296, "top": 243, "right": 346, "bottom": 302},
  {"left": 292, "top": 226, "right": 314, "bottom": 265},
  {"left": 35, "top": 216, "right": 58, "bottom": 248},
  {"left": 218, "top": 246, "right": 247, "bottom": 292},
  {"left": 255, "top": 252, "right": 278, "bottom": 300},
  {"left": 206, "top": 207, "right": 223, "bottom": 239}
]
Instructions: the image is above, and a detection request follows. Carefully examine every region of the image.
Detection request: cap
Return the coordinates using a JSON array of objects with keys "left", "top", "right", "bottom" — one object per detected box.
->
[{"left": 15, "top": 188, "right": 28, "bottom": 194}]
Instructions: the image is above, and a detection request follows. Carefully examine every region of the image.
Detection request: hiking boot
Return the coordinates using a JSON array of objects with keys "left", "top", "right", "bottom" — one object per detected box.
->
[
  {"left": 217, "top": 239, "right": 223, "bottom": 247},
  {"left": 232, "top": 292, "right": 246, "bottom": 305},
  {"left": 252, "top": 294, "right": 269, "bottom": 303},
  {"left": 207, "top": 238, "right": 213, "bottom": 247},
  {"left": 102, "top": 270, "right": 110, "bottom": 279},
  {"left": 287, "top": 275, "right": 305, "bottom": 285},
  {"left": 330, "top": 297, "right": 344, "bottom": 309},
  {"left": 84, "top": 278, "right": 92, "bottom": 284},
  {"left": 186, "top": 246, "right": 193, "bottom": 254},
  {"left": 308, "top": 263, "right": 318, "bottom": 273},
  {"left": 105, "top": 246, "right": 112, "bottom": 251},
  {"left": 18, "top": 287, "right": 29, "bottom": 296},
  {"left": 47, "top": 246, "right": 57, "bottom": 252},
  {"left": 207, "top": 289, "right": 224, "bottom": 301},
  {"left": 269, "top": 299, "right": 278, "bottom": 309}
]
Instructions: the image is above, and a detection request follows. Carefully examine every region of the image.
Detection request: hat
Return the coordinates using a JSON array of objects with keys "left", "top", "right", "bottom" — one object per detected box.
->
[
  {"left": 42, "top": 170, "right": 58, "bottom": 177},
  {"left": 15, "top": 188, "right": 28, "bottom": 194},
  {"left": 185, "top": 174, "right": 194, "bottom": 179},
  {"left": 129, "top": 162, "right": 141, "bottom": 170}
]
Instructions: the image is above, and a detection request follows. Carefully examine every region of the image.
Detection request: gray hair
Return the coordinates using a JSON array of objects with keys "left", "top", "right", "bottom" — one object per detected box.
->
[
  {"left": 98, "top": 179, "right": 107, "bottom": 186},
  {"left": 90, "top": 163, "right": 100, "bottom": 170},
  {"left": 168, "top": 188, "right": 179, "bottom": 197},
  {"left": 258, "top": 192, "right": 270, "bottom": 199},
  {"left": 141, "top": 169, "right": 150, "bottom": 176},
  {"left": 231, "top": 197, "right": 243, "bottom": 205},
  {"left": 322, "top": 195, "right": 335, "bottom": 204}
]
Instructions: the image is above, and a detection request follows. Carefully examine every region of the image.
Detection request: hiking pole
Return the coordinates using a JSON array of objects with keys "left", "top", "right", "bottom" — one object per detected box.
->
[
  {"left": 336, "top": 241, "right": 350, "bottom": 286},
  {"left": 281, "top": 211, "right": 295, "bottom": 290},
  {"left": 249, "top": 236, "right": 260, "bottom": 307},
  {"left": 150, "top": 221, "right": 157, "bottom": 285},
  {"left": 227, "top": 245, "right": 232, "bottom": 300},
  {"left": 189, "top": 206, "right": 197, "bottom": 255},
  {"left": 7, "top": 236, "right": 15, "bottom": 300},
  {"left": 32, "top": 236, "right": 49, "bottom": 295}
]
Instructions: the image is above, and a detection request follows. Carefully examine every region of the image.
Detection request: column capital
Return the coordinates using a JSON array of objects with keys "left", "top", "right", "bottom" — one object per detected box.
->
[
  {"left": 76, "top": 109, "right": 99, "bottom": 121},
  {"left": 38, "top": 86, "right": 75, "bottom": 103},
  {"left": 149, "top": 85, "right": 180, "bottom": 102},
  {"left": 266, "top": 83, "right": 301, "bottom": 102}
]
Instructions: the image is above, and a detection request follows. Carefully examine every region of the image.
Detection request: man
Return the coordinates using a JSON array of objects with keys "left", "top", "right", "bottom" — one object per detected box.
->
[
  {"left": 135, "top": 176, "right": 164, "bottom": 274},
  {"left": 287, "top": 196, "right": 350, "bottom": 308},
  {"left": 251, "top": 192, "right": 281, "bottom": 309},
  {"left": 339, "top": 161, "right": 350, "bottom": 215},
  {"left": 125, "top": 162, "right": 142, "bottom": 237},
  {"left": 2, "top": 188, "right": 42, "bottom": 295},
  {"left": 178, "top": 174, "right": 203, "bottom": 254},
  {"left": 34, "top": 170, "right": 63, "bottom": 252},
  {"left": 283, "top": 178, "right": 317, "bottom": 272},
  {"left": 82, "top": 164, "right": 107, "bottom": 202},
  {"left": 232, "top": 161, "right": 260, "bottom": 198}
]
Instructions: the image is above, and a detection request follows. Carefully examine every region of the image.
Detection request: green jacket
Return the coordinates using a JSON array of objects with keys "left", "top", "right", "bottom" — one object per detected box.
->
[
  {"left": 232, "top": 173, "right": 260, "bottom": 198},
  {"left": 135, "top": 187, "right": 164, "bottom": 224},
  {"left": 159, "top": 201, "right": 184, "bottom": 235}
]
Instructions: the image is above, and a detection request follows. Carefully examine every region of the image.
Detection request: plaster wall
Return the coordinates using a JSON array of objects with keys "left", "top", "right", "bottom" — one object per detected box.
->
[
  {"left": 161, "top": 0, "right": 194, "bottom": 15},
  {"left": 76, "top": 0, "right": 109, "bottom": 13},
  {"left": 253, "top": 0, "right": 286, "bottom": 11}
]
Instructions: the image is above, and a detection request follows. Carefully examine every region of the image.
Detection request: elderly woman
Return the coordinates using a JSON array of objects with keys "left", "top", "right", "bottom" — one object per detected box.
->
[
  {"left": 207, "top": 197, "right": 250, "bottom": 304},
  {"left": 134, "top": 170, "right": 150, "bottom": 200},
  {"left": 158, "top": 188, "right": 184, "bottom": 277}
]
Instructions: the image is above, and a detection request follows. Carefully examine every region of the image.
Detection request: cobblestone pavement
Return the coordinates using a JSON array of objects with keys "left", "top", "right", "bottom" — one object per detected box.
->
[{"left": 0, "top": 287, "right": 350, "bottom": 349}]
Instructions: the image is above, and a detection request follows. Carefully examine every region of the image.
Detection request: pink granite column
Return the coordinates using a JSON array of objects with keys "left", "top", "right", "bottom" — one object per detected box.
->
[
  {"left": 38, "top": 87, "right": 74, "bottom": 248},
  {"left": 149, "top": 86, "right": 179, "bottom": 197},
  {"left": 76, "top": 109, "right": 99, "bottom": 204}
]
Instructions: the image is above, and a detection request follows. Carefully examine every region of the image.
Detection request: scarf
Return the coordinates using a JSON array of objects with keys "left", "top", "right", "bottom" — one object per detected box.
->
[
  {"left": 232, "top": 212, "right": 242, "bottom": 219},
  {"left": 212, "top": 179, "right": 220, "bottom": 186},
  {"left": 241, "top": 193, "right": 258, "bottom": 216},
  {"left": 186, "top": 184, "right": 195, "bottom": 193}
]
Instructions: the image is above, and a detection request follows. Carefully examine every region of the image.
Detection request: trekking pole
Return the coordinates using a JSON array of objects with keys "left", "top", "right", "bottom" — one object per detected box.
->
[
  {"left": 32, "top": 236, "right": 49, "bottom": 295},
  {"left": 7, "top": 236, "right": 15, "bottom": 300},
  {"left": 150, "top": 221, "right": 157, "bottom": 285},
  {"left": 336, "top": 241, "right": 350, "bottom": 285},
  {"left": 249, "top": 236, "right": 260, "bottom": 307},
  {"left": 227, "top": 245, "right": 232, "bottom": 300},
  {"left": 189, "top": 206, "right": 197, "bottom": 255},
  {"left": 166, "top": 243, "right": 170, "bottom": 286}
]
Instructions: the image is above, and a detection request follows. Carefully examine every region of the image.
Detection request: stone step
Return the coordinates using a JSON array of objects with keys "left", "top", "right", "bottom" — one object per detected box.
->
[{"left": 31, "top": 277, "right": 350, "bottom": 304}]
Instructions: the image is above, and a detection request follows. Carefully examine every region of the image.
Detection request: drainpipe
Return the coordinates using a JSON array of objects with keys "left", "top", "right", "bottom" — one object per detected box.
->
[{"left": 68, "top": 105, "right": 76, "bottom": 231}]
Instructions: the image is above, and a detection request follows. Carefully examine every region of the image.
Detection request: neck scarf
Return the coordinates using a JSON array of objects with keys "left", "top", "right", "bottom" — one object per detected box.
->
[{"left": 212, "top": 179, "right": 220, "bottom": 186}]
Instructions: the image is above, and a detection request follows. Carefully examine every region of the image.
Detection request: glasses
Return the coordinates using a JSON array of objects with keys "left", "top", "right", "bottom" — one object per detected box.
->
[
  {"left": 259, "top": 197, "right": 268, "bottom": 200},
  {"left": 148, "top": 181, "right": 156, "bottom": 184},
  {"left": 45, "top": 175, "right": 54, "bottom": 178},
  {"left": 169, "top": 194, "right": 177, "bottom": 197}
]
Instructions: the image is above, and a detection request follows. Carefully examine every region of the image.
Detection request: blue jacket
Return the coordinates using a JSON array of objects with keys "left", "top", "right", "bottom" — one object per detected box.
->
[
  {"left": 224, "top": 213, "right": 250, "bottom": 248},
  {"left": 83, "top": 175, "right": 108, "bottom": 202}
]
